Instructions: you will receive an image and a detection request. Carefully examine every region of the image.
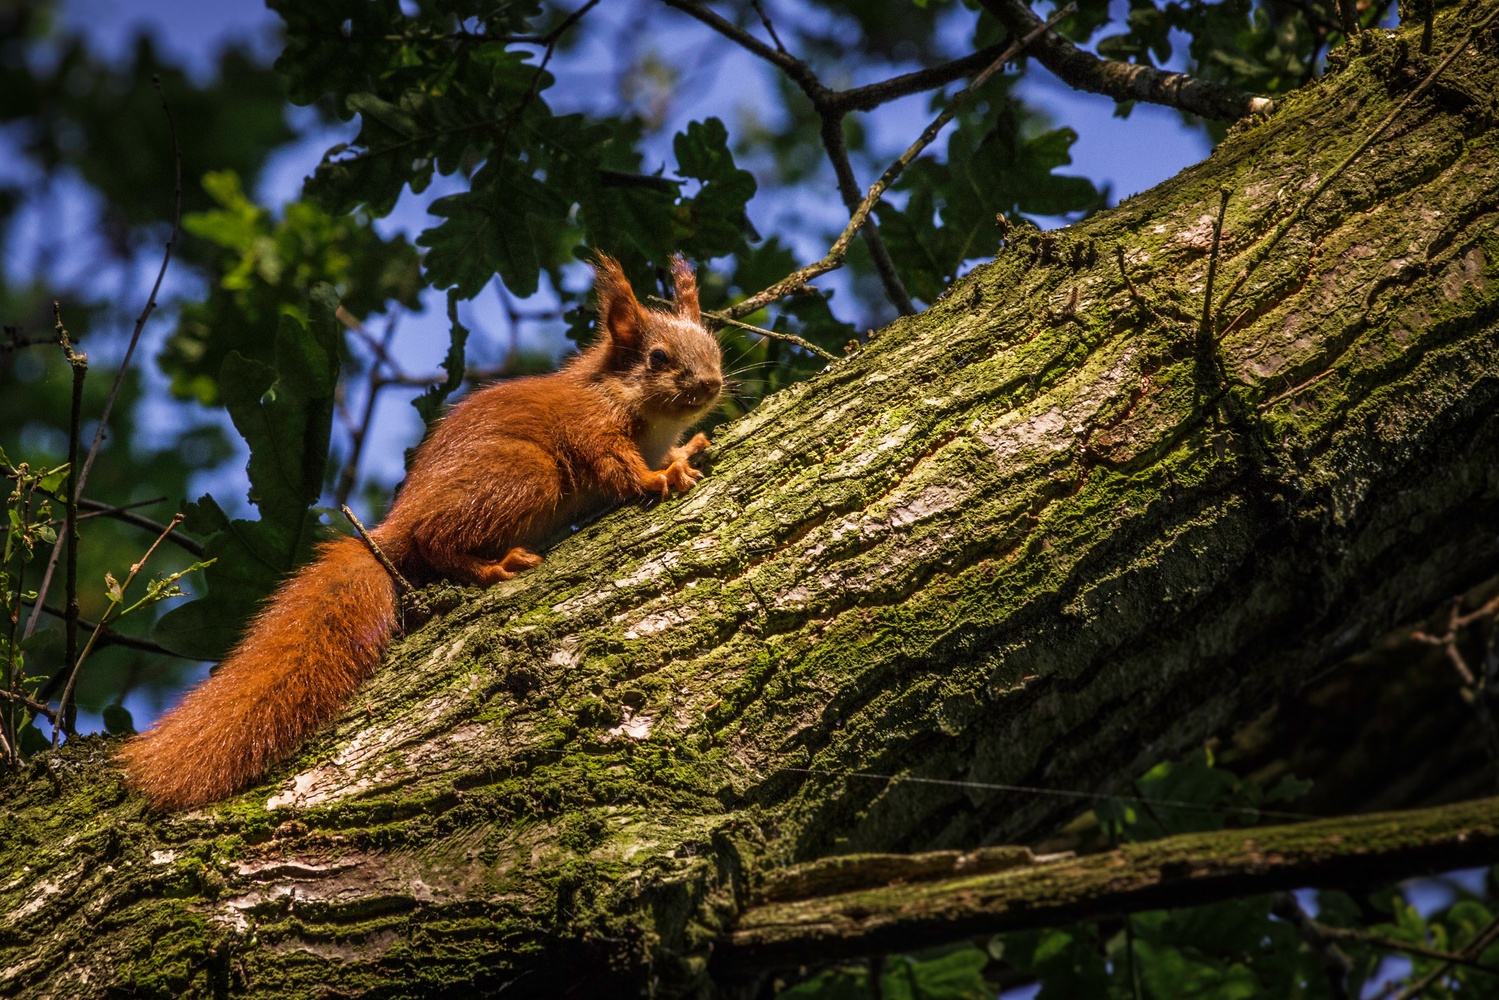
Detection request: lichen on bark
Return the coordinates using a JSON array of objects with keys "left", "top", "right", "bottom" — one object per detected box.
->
[{"left": 4, "top": 4, "right": 1499, "bottom": 997}]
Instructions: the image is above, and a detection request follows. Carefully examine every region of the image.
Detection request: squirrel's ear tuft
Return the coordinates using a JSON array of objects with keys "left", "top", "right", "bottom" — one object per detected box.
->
[
  {"left": 593, "top": 252, "right": 642, "bottom": 353},
  {"left": 671, "top": 253, "right": 700, "bottom": 324}
]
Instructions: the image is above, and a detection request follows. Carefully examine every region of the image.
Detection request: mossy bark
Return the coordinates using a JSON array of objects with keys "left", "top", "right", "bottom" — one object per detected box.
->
[
  {"left": 5, "top": 5, "right": 1499, "bottom": 997},
  {"left": 727, "top": 796, "right": 1499, "bottom": 969}
]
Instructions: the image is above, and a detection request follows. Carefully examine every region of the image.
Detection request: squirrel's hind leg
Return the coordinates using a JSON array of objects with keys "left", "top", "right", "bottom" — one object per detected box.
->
[
  {"left": 415, "top": 547, "right": 542, "bottom": 587},
  {"left": 401, "top": 439, "right": 561, "bottom": 587}
]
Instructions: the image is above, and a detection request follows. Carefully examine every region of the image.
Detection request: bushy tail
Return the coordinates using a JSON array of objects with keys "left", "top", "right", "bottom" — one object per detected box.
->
[{"left": 119, "top": 535, "right": 398, "bottom": 810}]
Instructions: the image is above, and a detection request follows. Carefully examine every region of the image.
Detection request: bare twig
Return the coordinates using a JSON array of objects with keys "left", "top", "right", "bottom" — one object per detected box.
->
[
  {"left": 723, "top": 5, "right": 1076, "bottom": 323},
  {"left": 750, "top": 0, "right": 787, "bottom": 54},
  {"left": 660, "top": 0, "right": 819, "bottom": 91},
  {"left": 336, "top": 311, "right": 401, "bottom": 506},
  {"left": 80, "top": 77, "right": 182, "bottom": 500},
  {"left": 658, "top": 0, "right": 913, "bottom": 315},
  {"left": 703, "top": 308, "right": 837, "bottom": 362},
  {"left": 56, "top": 306, "right": 86, "bottom": 737},
  {"left": 25, "top": 77, "right": 182, "bottom": 641},
  {"left": 977, "top": 0, "right": 1274, "bottom": 120},
  {"left": 340, "top": 505, "right": 416, "bottom": 596},
  {"left": 828, "top": 43, "right": 1018, "bottom": 115},
  {"left": 76, "top": 499, "right": 205, "bottom": 558},
  {"left": 53, "top": 514, "right": 183, "bottom": 747},
  {"left": 818, "top": 116, "right": 916, "bottom": 316},
  {"left": 0, "top": 687, "right": 57, "bottom": 722},
  {"left": 1306, "top": 915, "right": 1499, "bottom": 975},
  {"left": 37, "top": 495, "right": 204, "bottom": 557},
  {"left": 1391, "top": 914, "right": 1499, "bottom": 1000},
  {"left": 22, "top": 600, "right": 186, "bottom": 658},
  {"left": 1271, "top": 893, "right": 1352, "bottom": 1000},
  {"left": 496, "top": 0, "right": 601, "bottom": 154},
  {"left": 443, "top": 1, "right": 602, "bottom": 49},
  {"left": 1413, "top": 596, "right": 1499, "bottom": 782},
  {"left": 1, "top": 326, "right": 64, "bottom": 353},
  {"left": 1218, "top": 4, "right": 1499, "bottom": 327}
]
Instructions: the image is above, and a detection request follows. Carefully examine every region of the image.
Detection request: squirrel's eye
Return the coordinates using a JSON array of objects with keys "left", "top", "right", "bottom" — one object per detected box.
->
[{"left": 649, "top": 348, "right": 670, "bottom": 368}]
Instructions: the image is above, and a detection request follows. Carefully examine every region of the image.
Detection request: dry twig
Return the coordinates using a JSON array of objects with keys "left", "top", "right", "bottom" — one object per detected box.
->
[{"left": 721, "top": 4, "right": 1077, "bottom": 324}]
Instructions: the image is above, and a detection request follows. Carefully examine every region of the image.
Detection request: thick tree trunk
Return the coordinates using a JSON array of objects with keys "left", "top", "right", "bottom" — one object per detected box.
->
[{"left": 4, "top": 6, "right": 1499, "bottom": 997}]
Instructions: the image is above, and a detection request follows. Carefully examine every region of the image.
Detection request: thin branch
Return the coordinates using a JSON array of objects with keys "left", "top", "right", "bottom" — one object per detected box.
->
[
  {"left": 24, "top": 77, "right": 182, "bottom": 641},
  {"left": 53, "top": 514, "right": 183, "bottom": 747},
  {"left": 56, "top": 305, "right": 86, "bottom": 737},
  {"left": 1, "top": 326, "right": 63, "bottom": 353},
  {"left": 340, "top": 505, "right": 417, "bottom": 597},
  {"left": 495, "top": 0, "right": 601, "bottom": 155},
  {"left": 36, "top": 495, "right": 205, "bottom": 558},
  {"left": 0, "top": 686, "right": 57, "bottom": 722},
  {"left": 1271, "top": 893, "right": 1352, "bottom": 1000},
  {"left": 750, "top": 0, "right": 787, "bottom": 54},
  {"left": 659, "top": 0, "right": 823, "bottom": 95},
  {"left": 658, "top": 0, "right": 920, "bottom": 313},
  {"left": 818, "top": 116, "right": 916, "bottom": 316},
  {"left": 1306, "top": 915, "right": 1499, "bottom": 975},
  {"left": 521, "top": 0, "right": 602, "bottom": 47},
  {"left": 335, "top": 310, "right": 401, "bottom": 506},
  {"left": 1412, "top": 596, "right": 1499, "bottom": 784},
  {"left": 828, "top": 42, "right": 1017, "bottom": 115},
  {"left": 22, "top": 601, "right": 185, "bottom": 658},
  {"left": 723, "top": 6, "right": 1076, "bottom": 323},
  {"left": 1391, "top": 914, "right": 1499, "bottom": 1000},
  {"left": 79, "top": 76, "right": 182, "bottom": 503},
  {"left": 977, "top": 0, "right": 1274, "bottom": 120},
  {"left": 703, "top": 308, "right": 837, "bottom": 362},
  {"left": 74, "top": 499, "right": 205, "bottom": 558}
]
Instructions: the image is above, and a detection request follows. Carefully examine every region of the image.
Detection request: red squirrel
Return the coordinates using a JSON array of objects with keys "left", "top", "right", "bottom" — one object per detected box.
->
[{"left": 119, "top": 254, "right": 723, "bottom": 810}]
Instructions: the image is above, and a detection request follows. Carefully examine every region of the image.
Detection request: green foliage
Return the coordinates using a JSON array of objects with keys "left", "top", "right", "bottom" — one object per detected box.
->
[
  {"left": 1, "top": 456, "right": 64, "bottom": 759},
  {"left": 879, "top": 89, "right": 1103, "bottom": 304},
  {"left": 672, "top": 118, "right": 759, "bottom": 260},
  {"left": 420, "top": 158, "right": 571, "bottom": 298},
  {"left": 779, "top": 944, "right": 992, "bottom": 1000},
  {"left": 415, "top": 290, "right": 473, "bottom": 426},
  {"left": 163, "top": 171, "right": 422, "bottom": 404},
  {"left": 153, "top": 287, "right": 342, "bottom": 660},
  {"left": 0, "top": 31, "right": 294, "bottom": 229},
  {"left": 1094, "top": 747, "right": 1312, "bottom": 841}
]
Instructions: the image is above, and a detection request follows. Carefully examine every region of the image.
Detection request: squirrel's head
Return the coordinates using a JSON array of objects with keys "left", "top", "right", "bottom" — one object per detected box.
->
[{"left": 591, "top": 252, "right": 723, "bottom": 421}]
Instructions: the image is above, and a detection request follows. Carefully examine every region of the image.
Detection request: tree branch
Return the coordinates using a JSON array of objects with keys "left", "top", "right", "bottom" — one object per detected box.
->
[
  {"left": 723, "top": 797, "right": 1499, "bottom": 971},
  {"left": 827, "top": 43, "right": 1017, "bottom": 115},
  {"left": 722, "top": 5, "right": 1073, "bottom": 322},
  {"left": 818, "top": 116, "right": 915, "bottom": 316},
  {"left": 75, "top": 498, "right": 204, "bottom": 558},
  {"left": 24, "top": 77, "right": 182, "bottom": 642},
  {"left": 23, "top": 602, "right": 185, "bottom": 659},
  {"left": 657, "top": 0, "right": 825, "bottom": 98},
  {"left": 977, "top": 0, "right": 1274, "bottom": 120}
]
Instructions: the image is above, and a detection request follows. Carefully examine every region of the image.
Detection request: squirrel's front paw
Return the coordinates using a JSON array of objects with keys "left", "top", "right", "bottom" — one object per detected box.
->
[
  {"left": 665, "top": 433, "right": 712, "bottom": 466},
  {"left": 647, "top": 459, "right": 702, "bottom": 499}
]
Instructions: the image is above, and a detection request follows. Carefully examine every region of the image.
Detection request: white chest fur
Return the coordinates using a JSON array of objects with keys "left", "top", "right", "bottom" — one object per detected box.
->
[{"left": 636, "top": 417, "right": 691, "bottom": 469}]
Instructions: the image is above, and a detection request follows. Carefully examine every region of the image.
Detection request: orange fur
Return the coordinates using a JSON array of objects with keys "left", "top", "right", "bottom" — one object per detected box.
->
[{"left": 119, "top": 255, "right": 722, "bottom": 809}]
